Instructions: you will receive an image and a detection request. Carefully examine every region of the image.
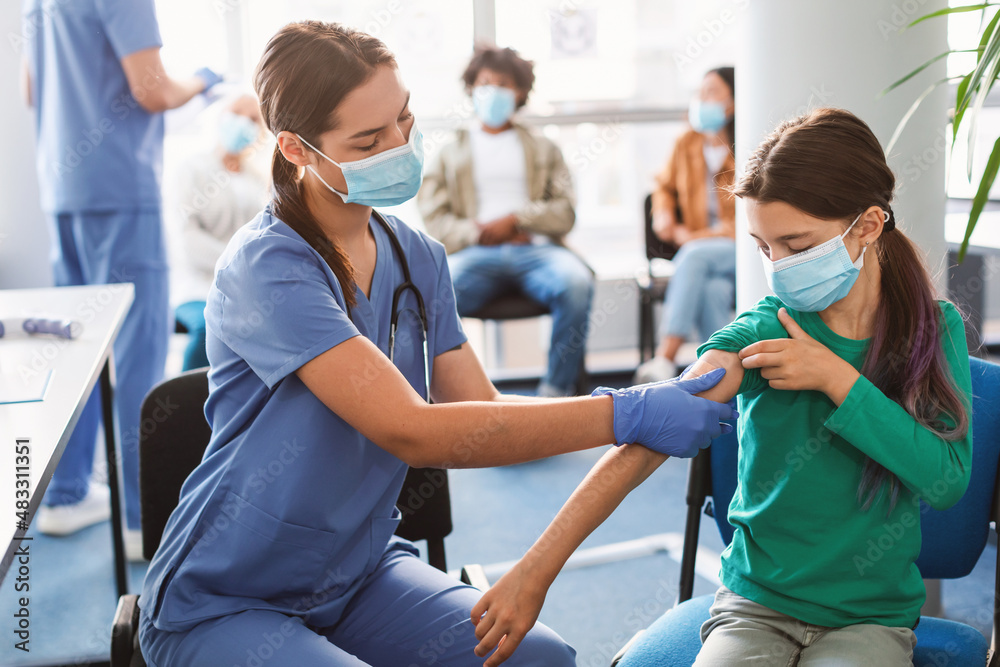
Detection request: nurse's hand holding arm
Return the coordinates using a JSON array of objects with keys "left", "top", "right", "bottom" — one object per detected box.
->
[{"left": 469, "top": 356, "right": 742, "bottom": 667}]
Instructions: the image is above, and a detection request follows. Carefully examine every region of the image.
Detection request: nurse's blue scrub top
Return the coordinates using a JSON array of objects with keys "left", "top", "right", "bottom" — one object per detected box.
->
[
  {"left": 140, "top": 207, "right": 467, "bottom": 632},
  {"left": 23, "top": 0, "right": 164, "bottom": 212}
]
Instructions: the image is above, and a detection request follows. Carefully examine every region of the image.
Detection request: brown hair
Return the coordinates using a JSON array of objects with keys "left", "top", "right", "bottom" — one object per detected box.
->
[
  {"left": 253, "top": 21, "right": 396, "bottom": 309},
  {"left": 461, "top": 44, "right": 535, "bottom": 108},
  {"left": 734, "top": 107, "right": 968, "bottom": 511}
]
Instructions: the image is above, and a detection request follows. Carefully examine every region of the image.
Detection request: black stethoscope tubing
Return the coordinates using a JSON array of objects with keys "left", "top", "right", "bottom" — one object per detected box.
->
[{"left": 370, "top": 210, "right": 431, "bottom": 402}]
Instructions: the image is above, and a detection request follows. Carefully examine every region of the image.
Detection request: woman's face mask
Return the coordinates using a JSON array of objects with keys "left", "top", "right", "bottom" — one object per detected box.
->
[
  {"left": 296, "top": 123, "right": 424, "bottom": 207},
  {"left": 689, "top": 98, "right": 728, "bottom": 134},
  {"left": 219, "top": 112, "right": 259, "bottom": 154},
  {"left": 758, "top": 211, "right": 880, "bottom": 312}
]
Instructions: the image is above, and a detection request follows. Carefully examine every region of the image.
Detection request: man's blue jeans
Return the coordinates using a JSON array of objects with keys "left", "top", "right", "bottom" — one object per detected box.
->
[{"left": 448, "top": 242, "right": 593, "bottom": 395}]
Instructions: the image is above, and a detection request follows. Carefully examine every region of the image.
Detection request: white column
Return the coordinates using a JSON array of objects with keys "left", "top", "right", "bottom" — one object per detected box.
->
[
  {"left": 0, "top": 5, "right": 50, "bottom": 289},
  {"left": 735, "top": 0, "right": 949, "bottom": 311},
  {"left": 473, "top": 0, "right": 497, "bottom": 44}
]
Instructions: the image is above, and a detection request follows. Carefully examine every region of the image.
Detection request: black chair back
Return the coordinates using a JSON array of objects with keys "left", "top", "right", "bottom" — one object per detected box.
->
[
  {"left": 467, "top": 289, "right": 551, "bottom": 321},
  {"left": 139, "top": 368, "right": 212, "bottom": 560},
  {"left": 138, "top": 368, "right": 452, "bottom": 570},
  {"left": 644, "top": 193, "right": 680, "bottom": 264}
]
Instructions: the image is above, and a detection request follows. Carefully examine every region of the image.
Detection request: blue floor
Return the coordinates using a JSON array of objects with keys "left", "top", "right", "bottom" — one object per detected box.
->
[{"left": 1, "top": 375, "right": 995, "bottom": 665}]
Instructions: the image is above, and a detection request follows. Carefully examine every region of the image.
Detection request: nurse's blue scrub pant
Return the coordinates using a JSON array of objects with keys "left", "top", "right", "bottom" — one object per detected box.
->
[
  {"left": 42, "top": 208, "right": 169, "bottom": 530},
  {"left": 139, "top": 542, "right": 576, "bottom": 666}
]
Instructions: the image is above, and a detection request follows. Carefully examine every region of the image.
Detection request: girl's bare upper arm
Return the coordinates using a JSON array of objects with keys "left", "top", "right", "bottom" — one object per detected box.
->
[{"left": 685, "top": 349, "right": 743, "bottom": 403}]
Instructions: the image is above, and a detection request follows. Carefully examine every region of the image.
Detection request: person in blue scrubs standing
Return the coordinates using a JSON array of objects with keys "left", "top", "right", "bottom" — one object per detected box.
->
[
  {"left": 21, "top": 0, "right": 221, "bottom": 552},
  {"left": 137, "top": 21, "right": 735, "bottom": 666}
]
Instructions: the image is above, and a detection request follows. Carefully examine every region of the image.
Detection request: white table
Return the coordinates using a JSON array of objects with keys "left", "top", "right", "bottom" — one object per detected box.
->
[{"left": 0, "top": 284, "right": 134, "bottom": 600}]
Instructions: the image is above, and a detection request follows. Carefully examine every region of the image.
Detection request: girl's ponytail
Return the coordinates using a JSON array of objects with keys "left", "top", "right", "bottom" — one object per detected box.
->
[{"left": 857, "top": 221, "right": 969, "bottom": 509}]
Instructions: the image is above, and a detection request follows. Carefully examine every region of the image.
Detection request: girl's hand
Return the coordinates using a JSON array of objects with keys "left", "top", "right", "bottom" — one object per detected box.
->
[
  {"left": 738, "top": 308, "right": 860, "bottom": 404},
  {"left": 470, "top": 564, "right": 551, "bottom": 667}
]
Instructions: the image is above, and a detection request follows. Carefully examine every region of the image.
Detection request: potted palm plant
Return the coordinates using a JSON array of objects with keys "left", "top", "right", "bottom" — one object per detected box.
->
[{"left": 886, "top": 2, "right": 1000, "bottom": 261}]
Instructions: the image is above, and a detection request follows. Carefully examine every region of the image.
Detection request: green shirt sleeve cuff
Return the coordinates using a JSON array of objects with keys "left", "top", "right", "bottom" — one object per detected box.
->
[{"left": 823, "top": 374, "right": 875, "bottom": 437}]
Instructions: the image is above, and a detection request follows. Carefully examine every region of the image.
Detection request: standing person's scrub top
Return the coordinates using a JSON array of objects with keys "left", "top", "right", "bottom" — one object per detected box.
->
[
  {"left": 140, "top": 206, "right": 467, "bottom": 632},
  {"left": 23, "top": 0, "right": 164, "bottom": 212}
]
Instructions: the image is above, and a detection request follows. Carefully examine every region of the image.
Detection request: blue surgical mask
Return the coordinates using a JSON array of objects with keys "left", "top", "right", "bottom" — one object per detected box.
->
[
  {"left": 689, "top": 99, "right": 728, "bottom": 134},
  {"left": 760, "top": 211, "right": 872, "bottom": 313},
  {"left": 297, "top": 124, "right": 424, "bottom": 207},
  {"left": 219, "top": 112, "right": 258, "bottom": 154},
  {"left": 473, "top": 85, "right": 517, "bottom": 129}
]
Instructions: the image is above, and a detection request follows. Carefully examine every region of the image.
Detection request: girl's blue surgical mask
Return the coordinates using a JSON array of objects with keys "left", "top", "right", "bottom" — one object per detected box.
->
[
  {"left": 296, "top": 123, "right": 424, "bottom": 207},
  {"left": 689, "top": 98, "right": 728, "bottom": 134},
  {"left": 473, "top": 85, "right": 517, "bottom": 129},
  {"left": 759, "top": 211, "right": 880, "bottom": 312},
  {"left": 219, "top": 112, "right": 259, "bottom": 154}
]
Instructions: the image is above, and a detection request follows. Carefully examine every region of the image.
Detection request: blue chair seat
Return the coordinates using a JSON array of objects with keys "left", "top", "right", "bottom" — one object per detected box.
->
[{"left": 617, "top": 595, "right": 988, "bottom": 667}]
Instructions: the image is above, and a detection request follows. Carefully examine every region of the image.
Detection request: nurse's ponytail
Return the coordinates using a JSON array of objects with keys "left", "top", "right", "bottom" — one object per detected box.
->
[
  {"left": 253, "top": 21, "right": 397, "bottom": 309},
  {"left": 733, "top": 108, "right": 969, "bottom": 512}
]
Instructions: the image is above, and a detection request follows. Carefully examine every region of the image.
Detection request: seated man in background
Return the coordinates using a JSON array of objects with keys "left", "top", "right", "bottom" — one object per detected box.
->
[
  {"left": 169, "top": 92, "right": 270, "bottom": 370},
  {"left": 419, "top": 45, "right": 593, "bottom": 397}
]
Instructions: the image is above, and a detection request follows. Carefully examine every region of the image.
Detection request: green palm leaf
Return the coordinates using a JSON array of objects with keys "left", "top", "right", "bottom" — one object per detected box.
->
[
  {"left": 907, "top": 3, "right": 998, "bottom": 28},
  {"left": 959, "top": 135, "right": 1000, "bottom": 261},
  {"left": 882, "top": 49, "right": 983, "bottom": 97},
  {"left": 886, "top": 77, "right": 963, "bottom": 155}
]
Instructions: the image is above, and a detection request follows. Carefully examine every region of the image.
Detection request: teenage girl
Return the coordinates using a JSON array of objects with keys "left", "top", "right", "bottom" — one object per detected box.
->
[{"left": 472, "top": 107, "right": 972, "bottom": 667}]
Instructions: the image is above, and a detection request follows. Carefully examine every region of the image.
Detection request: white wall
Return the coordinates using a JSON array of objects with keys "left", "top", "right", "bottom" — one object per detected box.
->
[
  {"left": 735, "top": 0, "right": 949, "bottom": 310},
  {"left": 0, "top": 2, "right": 50, "bottom": 289}
]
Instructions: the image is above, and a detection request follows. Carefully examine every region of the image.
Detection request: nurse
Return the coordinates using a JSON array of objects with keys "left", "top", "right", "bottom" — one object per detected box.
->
[
  {"left": 22, "top": 0, "right": 222, "bottom": 550},
  {"left": 138, "top": 21, "right": 735, "bottom": 667}
]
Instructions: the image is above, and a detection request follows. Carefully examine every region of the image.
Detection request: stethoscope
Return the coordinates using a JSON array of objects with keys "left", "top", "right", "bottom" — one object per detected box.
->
[{"left": 367, "top": 210, "right": 431, "bottom": 402}]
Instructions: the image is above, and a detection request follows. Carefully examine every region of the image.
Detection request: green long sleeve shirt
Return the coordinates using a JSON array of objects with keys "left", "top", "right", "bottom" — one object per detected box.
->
[{"left": 697, "top": 296, "right": 972, "bottom": 628}]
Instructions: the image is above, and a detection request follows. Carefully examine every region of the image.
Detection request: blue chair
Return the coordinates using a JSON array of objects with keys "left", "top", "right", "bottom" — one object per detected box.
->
[{"left": 613, "top": 356, "right": 1000, "bottom": 667}]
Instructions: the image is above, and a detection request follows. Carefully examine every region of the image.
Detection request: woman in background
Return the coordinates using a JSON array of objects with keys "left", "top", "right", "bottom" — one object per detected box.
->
[
  {"left": 635, "top": 66, "right": 736, "bottom": 383},
  {"left": 171, "top": 92, "right": 270, "bottom": 371}
]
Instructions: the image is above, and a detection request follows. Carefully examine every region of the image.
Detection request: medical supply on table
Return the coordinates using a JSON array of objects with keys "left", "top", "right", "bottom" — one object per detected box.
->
[{"left": 0, "top": 317, "right": 81, "bottom": 339}]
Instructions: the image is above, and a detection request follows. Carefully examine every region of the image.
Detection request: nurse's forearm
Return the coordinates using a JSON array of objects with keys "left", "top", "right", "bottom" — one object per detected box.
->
[
  {"left": 406, "top": 396, "right": 616, "bottom": 468},
  {"left": 120, "top": 47, "right": 206, "bottom": 113}
]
